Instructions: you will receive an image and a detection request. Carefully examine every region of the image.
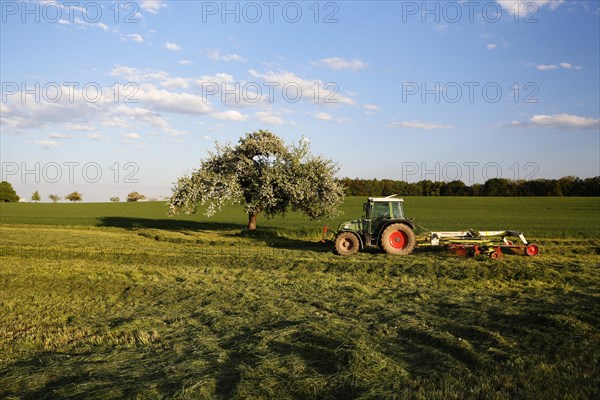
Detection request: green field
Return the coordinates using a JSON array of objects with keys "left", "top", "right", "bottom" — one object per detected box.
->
[
  {"left": 1, "top": 197, "right": 599, "bottom": 399},
  {"left": 1, "top": 197, "right": 599, "bottom": 238}
]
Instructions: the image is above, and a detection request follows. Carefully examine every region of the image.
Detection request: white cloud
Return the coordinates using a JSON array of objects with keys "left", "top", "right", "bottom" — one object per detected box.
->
[
  {"left": 1, "top": 84, "right": 106, "bottom": 133},
  {"left": 559, "top": 62, "right": 581, "bottom": 70},
  {"left": 145, "top": 71, "right": 169, "bottom": 80},
  {"left": 364, "top": 104, "right": 381, "bottom": 111},
  {"left": 212, "top": 110, "right": 249, "bottom": 121},
  {"left": 207, "top": 123, "right": 226, "bottom": 132},
  {"left": 113, "top": 105, "right": 188, "bottom": 136},
  {"left": 49, "top": 133, "right": 71, "bottom": 139},
  {"left": 36, "top": 140, "right": 59, "bottom": 149},
  {"left": 64, "top": 123, "right": 95, "bottom": 131},
  {"left": 487, "top": 43, "right": 498, "bottom": 50},
  {"left": 137, "top": 85, "right": 212, "bottom": 115},
  {"left": 88, "top": 133, "right": 101, "bottom": 140},
  {"left": 255, "top": 111, "right": 283, "bottom": 125},
  {"left": 195, "top": 73, "right": 270, "bottom": 108},
  {"left": 178, "top": 59, "right": 192, "bottom": 66},
  {"left": 123, "top": 132, "right": 141, "bottom": 140},
  {"left": 206, "top": 49, "right": 247, "bottom": 63},
  {"left": 221, "top": 54, "right": 247, "bottom": 63},
  {"left": 315, "top": 112, "right": 332, "bottom": 121},
  {"left": 387, "top": 121, "right": 453, "bottom": 130},
  {"left": 195, "top": 73, "right": 234, "bottom": 86},
  {"left": 56, "top": 15, "right": 110, "bottom": 32},
  {"left": 164, "top": 42, "right": 182, "bottom": 51},
  {"left": 319, "top": 57, "right": 367, "bottom": 71},
  {"left": 536, "top": 64, "right": 560, "bottom": 71},
  {"left": 111, "top": 66, "right": 190, "bottom": 86},
  {"left": 496, "top": 0, "right": 565, "bottom": 13},
  {"left": 529, "top": 113, "right": 599, "bottom": 129},
  {"left": 206, "top": 50, "right": 220, "bottom": 60},
  {"left": 249, "top": 69, "right": 356, "bottom": 105},
  {"left": 138, "top": 0, "right": 167, "bottom": 14},
  {"left": 127, "top": 34, "right": 144, "bottom": 43},
  {"left": 100, "top": 117, "right": 132, "bottom": 129},
  {"left": 536, "top": 62, "right": 581, "bottom": 71},
  {"left": 160, "top": 77, "right": 190, "bottom": 89},
  {"left": 110, "top": 65, "right": 141, "bottom": 81}
]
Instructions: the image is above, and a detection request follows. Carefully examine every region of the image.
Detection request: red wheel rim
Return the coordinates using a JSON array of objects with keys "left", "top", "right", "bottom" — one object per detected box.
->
[
  {"left": 388, "top": 230, "right": 408, "bottom": 249},
  {"left": 526, "top": 244, "right": 539, "bottom": 256}
]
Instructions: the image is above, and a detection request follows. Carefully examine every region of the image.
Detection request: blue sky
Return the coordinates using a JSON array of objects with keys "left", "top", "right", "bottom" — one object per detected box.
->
[{"left": 1, "top": 0, "right": 599, "bottom": 201}]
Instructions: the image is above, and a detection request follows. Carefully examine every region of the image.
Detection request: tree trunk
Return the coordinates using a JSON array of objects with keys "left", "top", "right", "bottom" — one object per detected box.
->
[{"left": 248, "top": 212, "right": 258, "bottom": 230}]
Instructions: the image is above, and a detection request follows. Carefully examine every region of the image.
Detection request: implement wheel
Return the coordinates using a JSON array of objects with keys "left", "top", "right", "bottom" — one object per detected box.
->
[
  {"left": 525, "top": 244, "right": 540, "bottom": 257},
  {"left": 381, "top": 223, "right": 416, "bottom": 255},
  {"left": 335, "top": 232, "right": 360, "bottom": 256}
]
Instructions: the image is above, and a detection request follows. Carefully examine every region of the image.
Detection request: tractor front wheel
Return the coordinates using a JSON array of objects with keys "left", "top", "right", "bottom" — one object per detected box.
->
[
  {"left": 334, "top": 232, "right": 360, "bottom": 256},
  {"left": 381, "top": 224, "right": 416, "bottom": 255}
]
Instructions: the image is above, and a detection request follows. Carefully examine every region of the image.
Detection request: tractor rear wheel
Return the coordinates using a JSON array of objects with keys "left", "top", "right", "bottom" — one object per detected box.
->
[
  {"left": 381, "top": 224, "right": 416, "bottom": 255},
  {"left": 334, "top": 232, "right": 360, "bottom": 256}
]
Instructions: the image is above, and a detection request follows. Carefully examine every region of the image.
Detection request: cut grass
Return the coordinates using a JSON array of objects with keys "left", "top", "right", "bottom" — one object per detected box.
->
[{"left": 1, "top": 197, "right": 599, "bottom": 398}]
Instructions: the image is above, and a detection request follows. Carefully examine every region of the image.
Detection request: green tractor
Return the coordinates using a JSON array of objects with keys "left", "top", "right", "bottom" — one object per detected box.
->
[{"left": 333, "top": 195, "right": 416, "bottom": 256}]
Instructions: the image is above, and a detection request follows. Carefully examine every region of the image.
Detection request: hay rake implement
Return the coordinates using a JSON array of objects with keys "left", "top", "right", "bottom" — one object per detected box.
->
[{"left": 418, "top": 229, "right": 540, "bottom": 259}]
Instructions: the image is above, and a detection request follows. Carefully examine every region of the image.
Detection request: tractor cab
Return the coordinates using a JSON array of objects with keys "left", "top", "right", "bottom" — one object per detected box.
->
[
  {"left": 362, "top": 196, "right": 409, "bottom": 239},
  {"left": 365, "top": 197, "right": 406, "bottom": 221}
]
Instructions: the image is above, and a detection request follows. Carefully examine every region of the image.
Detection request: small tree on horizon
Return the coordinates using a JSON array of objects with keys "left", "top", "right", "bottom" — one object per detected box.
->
[
  {"left": 65, "top": 191, "right": 83, "bottom": 202},
  {"left": 110, "top": 196, "right": 120, "bottom": 203},
  {"left": 31, "top": 191, "right": 41, "bottom": 202},
  {"left": 126, "top": 192, "right": 146, "bottom": 202},
  {"left": 49, "top": 194, "right": 61, "bottom": 203},
  {"left": 0, "top": 181, "right": 19, "bottom": 202},
  {"left": 168, "top": 130, "right": 345, "bottom": 230}
]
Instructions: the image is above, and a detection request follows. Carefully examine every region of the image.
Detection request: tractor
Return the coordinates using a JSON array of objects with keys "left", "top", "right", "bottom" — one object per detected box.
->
[
  {"left": 328, "top": 195, "right": 540, "bottom": 258},
  {"left": 332, "top": 195, "right": 416, "bottom": 256}
]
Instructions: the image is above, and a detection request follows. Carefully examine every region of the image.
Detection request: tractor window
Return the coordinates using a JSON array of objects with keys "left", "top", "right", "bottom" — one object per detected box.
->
[
  {"left": 372, "top": 202, "right": 390, "bottom": 220},
  {"left": 391, "top": 202, "right": 403, "bottom": 219}
]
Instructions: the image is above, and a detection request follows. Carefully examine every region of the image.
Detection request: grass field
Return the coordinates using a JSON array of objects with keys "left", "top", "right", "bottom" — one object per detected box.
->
[{"left": 1, "top": 197, "right": 599, "bottom": 399}]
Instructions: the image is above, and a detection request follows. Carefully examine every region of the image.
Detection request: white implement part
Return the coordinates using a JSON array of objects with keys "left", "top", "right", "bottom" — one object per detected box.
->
[
  {"left": 429, "top": 229, "right": 529, "bottom": 245},
  {"left": 426, "top": 229, "right": 539, "bottom": 257}
]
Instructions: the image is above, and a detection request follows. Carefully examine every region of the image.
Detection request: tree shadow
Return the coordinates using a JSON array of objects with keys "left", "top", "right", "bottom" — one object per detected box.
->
[
  {"left": 97, "top": 216, "right": 333, "bottom": 254},
  {"left": 239, "top": 229, "right": 333, "bottom": 253},
  {"left": 97, "top": 216, "right": 245, "bottom": 231}
]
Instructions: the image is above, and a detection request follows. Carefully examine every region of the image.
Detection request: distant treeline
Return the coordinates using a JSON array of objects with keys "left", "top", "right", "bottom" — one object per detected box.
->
[{"left": 338, "top": 177, "right": 600, "bottom": 197}]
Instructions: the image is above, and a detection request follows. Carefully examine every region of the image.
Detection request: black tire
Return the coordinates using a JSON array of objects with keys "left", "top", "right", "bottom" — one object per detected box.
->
[
  {"left": 334, "top": 232, "right": 360, "bottom": 256},
  {"left": 380, "top": 223, "right": 416, "bottom": 255}
]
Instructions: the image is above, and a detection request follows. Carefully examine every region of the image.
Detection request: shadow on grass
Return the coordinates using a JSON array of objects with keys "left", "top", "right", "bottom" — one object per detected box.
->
[
  {"left": 98, "top": 216, "right": 245, "bottom": 231},
  {"left": 98, "top": 216, "right": 332, "bottom": 253},
  {"left": 0, "top": 349, "right": 201, "bottom": 400},
  {"left": 210, "top": 320, "right": 362, "bottom": 398},
  {"left": 239, "top": 229, "right": 332, "bottom": 253}
]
